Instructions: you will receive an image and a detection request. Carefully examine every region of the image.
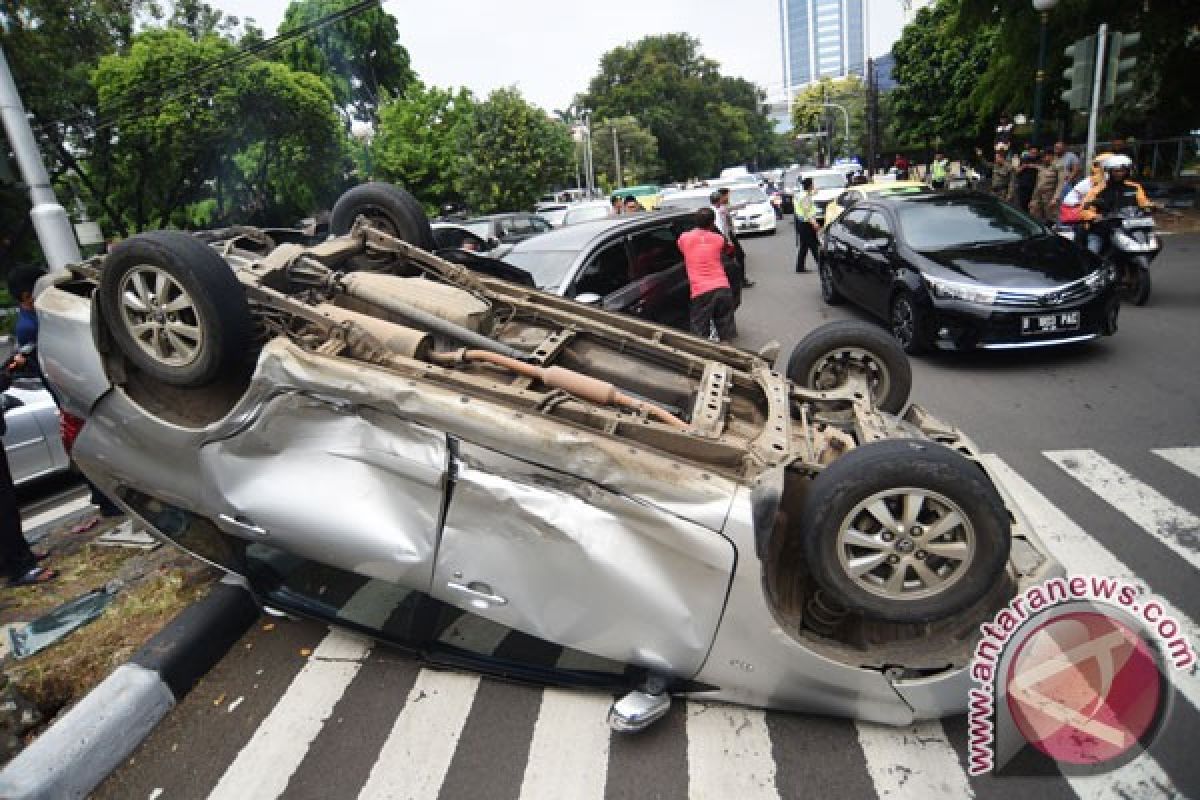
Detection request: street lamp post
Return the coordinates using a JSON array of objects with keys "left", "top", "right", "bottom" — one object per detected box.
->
[
  {"left": 1031, "top": 0, "right": 1059, "bottom": 147},
  {"left": 580, "top": 109, "right": 595, "bottom": 197},
  {"left": 350, "top": 120, "right": 374, "bottom": 181},
  {"left": 611, "top": 125, "right": 622, "bottom": 188},
  {"left": 820, "top": 102, "right": 851, "bottom": 159}
]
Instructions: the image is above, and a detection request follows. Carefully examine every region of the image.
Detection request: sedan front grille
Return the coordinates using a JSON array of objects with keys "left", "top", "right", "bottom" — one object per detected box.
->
[{"left": 992, "top": 278, "right": 1095, "bottom": 308}]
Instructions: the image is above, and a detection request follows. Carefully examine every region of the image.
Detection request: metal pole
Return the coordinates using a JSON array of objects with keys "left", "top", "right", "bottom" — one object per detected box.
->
[
  {"left": 1085, "top": 23, "right": 1107, "bottom": 166},
  {"left": 821, "top": 103, "right": 850, "bottom": 158},
  {"left": 0, "top": 45, "right": 79, "bottom": 275},
  {"left": 612, "top": 125, "right": 622, "bottom": 188},
  {"left": 1032, "top": 11, "right": 1049, "bottom": 147}
]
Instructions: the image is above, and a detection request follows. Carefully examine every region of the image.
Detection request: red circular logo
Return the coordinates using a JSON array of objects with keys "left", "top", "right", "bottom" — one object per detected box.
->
[{"left": 1005, "top": 611, "right": 1162, "bottom": 766}]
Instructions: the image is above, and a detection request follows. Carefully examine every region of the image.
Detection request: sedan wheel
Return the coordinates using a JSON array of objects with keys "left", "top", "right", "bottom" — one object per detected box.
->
[
  {"left": 117, "top": 265, "right": 205, "bottom": 368},
  {"left": 818, "top": 259, "right": 844, "bottom": 305},
  {"left": 890, "top": 292, "right": 929, "bottom": 355}
]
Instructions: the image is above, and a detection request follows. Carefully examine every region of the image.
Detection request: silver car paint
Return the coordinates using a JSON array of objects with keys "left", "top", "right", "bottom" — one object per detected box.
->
[
  {"left": 2, "top": 379, "right": 69, "bottom": 486},
  {"left": 34, "top": 286, "right": 109, "bottom": 419}
]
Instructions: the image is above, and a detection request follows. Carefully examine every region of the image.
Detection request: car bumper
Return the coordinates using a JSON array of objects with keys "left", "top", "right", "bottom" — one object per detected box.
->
[
  {"left": 734, "top": 216, "right": 777, "bottom": 234},
  {"left": 926, "top": 287, "right": 1120, "bottom": 351}
]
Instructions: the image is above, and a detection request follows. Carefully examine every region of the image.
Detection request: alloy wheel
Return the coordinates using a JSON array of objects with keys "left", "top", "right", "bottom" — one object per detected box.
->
[
  {"left": 805, "top": 347, "right": 891, "bottom": 408},
  {"left": 118, "top": 265, "right": 205, "bottom": 367}
]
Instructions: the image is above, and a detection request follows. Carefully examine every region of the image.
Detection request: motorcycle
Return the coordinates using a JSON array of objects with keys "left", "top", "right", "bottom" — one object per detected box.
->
[{"left": 1092, "top": 206, "right": 1161, "bottom": 306}]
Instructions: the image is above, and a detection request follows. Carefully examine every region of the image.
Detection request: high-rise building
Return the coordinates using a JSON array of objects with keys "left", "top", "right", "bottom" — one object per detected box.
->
[{"left": 778, "top": 0, "right": 867, "bottom": 92}]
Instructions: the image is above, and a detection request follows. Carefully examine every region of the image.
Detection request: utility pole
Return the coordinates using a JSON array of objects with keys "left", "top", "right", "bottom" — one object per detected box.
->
[
  {"left": 1086, "top": 24, "right": 1108, "bottom": 166},
  {"left": 866, "top": 58, "right": 877, "bottom": 175},
  {"left": 612, "top": 125, "right": 622, "bottom": 188},
  {"left": 0, "top": 45, "right": 79, "bottom": 275}
]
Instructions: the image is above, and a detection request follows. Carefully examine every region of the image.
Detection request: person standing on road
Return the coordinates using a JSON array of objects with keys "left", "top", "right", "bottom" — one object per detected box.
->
[
  {"left": 1029, "top": 150, "right": 1061, "bottom": 223},
  {"left": 893, "top": 154, "right": 910, "bottom": 180},
  {"left": 677, "top": 207, "right": 737, "bottom": 342},
  {"left": 793, "top": 177, "right": 820, "bottom": 273},
  {"left": 1012, "top": 152, "right": 1040, "bottom": 211},
  {"left": 717, "top": 188, "right": 754, "bottom": 288},
  {"left": 990, "top": 149, "right": 1013, "bottom": 199},
  {"left": 930, "top": 152, "right": 950, "bottom": 189}
]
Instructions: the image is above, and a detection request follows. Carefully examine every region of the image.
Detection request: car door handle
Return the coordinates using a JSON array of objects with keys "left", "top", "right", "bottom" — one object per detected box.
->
[
  {"left": 446, "top": 580, "right": 508, "bottom": 607},
  {"left": 218, "top": 514, "right": 269, "bottom": 538}
]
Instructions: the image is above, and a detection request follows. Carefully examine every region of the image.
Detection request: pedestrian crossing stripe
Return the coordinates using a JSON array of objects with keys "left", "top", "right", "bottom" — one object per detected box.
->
[{"left": 86, "top": 447, "right": 1199, "bottom": 800}]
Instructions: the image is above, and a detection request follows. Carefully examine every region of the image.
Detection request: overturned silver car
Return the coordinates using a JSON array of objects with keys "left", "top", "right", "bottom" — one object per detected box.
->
[{"left": 37, "top": 183, "right": 1059, "bottom": 729}]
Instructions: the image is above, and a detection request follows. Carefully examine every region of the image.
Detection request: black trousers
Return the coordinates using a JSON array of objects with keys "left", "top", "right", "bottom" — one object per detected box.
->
[
  {"left": 0, "top": 448, "right": 36, "bottom": 582},
  {"left": 795, "top": 221, "right": 820, "bottom": 271},
  {"left": 690, "top": 288, "right": 736, "bottom": 342},
  {"left": 731, "top": 237, "right": 748, "bottom": 282}
]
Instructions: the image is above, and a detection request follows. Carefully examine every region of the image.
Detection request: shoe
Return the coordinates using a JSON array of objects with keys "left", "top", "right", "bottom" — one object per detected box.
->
[{"left": 70, "top": 515, "right": 102, "bottom": 534}]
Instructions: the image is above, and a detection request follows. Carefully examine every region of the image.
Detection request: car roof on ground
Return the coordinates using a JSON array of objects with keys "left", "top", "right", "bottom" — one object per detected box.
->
[{"left": 507, "top": 209, "right": 693, "bottom": 252}]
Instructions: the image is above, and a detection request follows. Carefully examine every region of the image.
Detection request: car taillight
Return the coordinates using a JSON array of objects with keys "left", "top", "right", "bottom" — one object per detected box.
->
[{"left": 60, "top": 411, "right": 85, "bottom": 453}]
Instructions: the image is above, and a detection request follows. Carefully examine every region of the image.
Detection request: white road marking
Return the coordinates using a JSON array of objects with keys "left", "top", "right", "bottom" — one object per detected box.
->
[
  {"left": 337, "top": 580, "right": 412, "bottom": 631},
  {"left": 686, "top": 701, "right": 779, "bottom": 800},
  {"left": 356, "top": 669, "right": 481, "bottom": 800},
  {"left": 1045, "top": 449, "right": 1200, "bottom": 572},
  {"left": 855, "top": 721, "right": 973, "bottom": 800},
  {"left": 520, "top": 689, "right": 612, "bottom": 800},
  {"left": 987, "top": 455, "right": 1190, "bottom": 798},
  {"left": 1154, "top": 446, "right": 1200, "bottom": 480},
  {"left": 207, "top": 629, "right": 371, "bottom": 800}
]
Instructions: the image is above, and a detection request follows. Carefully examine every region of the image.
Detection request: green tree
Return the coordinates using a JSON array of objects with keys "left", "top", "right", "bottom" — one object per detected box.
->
[
  {"left": 277, "top": 0, "right": 416, "bottom": 123},
  {"left": 582, "top": 34, "right": 775, "bottom": 180},
  {"left": 457, "top": 88, "right": 573, "bottom": 213},
  {"left": 372, "top": 82, "right": 476, "bottom": 212},
  {"left": 791, "top": 77, "right": 866, "bottom": 164},
  {"left": 889, "top": 2, "right": 995, "bottom": 152},
  {"left": 590, "top": 116, "right": 660, "bottom": 188}
]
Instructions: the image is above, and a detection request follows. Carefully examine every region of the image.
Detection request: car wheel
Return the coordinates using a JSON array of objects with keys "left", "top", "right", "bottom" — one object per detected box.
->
[
  {"left": 1132, "top": 262, "right": 1151, "bottom": 306},
  {"left": 98, "top": 231, "right": 252, "bottom": 388},
  {"left": 786, "top": 320, "right": 911, "bottom": 413},
  {"left": 818, "top": 258, "right": 845, "bottom": 305},
  {"left": 890, "top": 291, "right": 931, "bottom": 355},
  {"left": 799, "top": 439, "right": 1011, "bottom": 624},
  {"left": 330, "top": 182, "right": 436, "bottom": 251}
]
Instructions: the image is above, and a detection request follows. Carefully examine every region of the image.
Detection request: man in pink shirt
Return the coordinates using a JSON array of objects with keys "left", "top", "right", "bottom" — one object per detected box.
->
[{"left": 677, "top": 207, "right": 736, "bottom": 341}]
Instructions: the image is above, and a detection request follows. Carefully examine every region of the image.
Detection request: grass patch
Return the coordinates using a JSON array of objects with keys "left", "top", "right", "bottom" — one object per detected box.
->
[{"left": 6, "top": 567, "right": 213, "bottom": 718}]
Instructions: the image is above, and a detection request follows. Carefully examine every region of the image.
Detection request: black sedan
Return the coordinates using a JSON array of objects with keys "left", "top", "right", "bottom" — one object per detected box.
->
[{"left": 818, "top": 192, "right": 1121, "bottom": 353}]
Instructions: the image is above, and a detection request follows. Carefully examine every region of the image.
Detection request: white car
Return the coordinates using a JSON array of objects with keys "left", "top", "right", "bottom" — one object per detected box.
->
[
  {"left": 728, "top": 185, "right": 777, "bottom": 235},
  {"left": 801, "top": 169, "right": 851, "bottom": 226},
  {"left": 2, "top": 375, "right": 70, "bottom": 486}
]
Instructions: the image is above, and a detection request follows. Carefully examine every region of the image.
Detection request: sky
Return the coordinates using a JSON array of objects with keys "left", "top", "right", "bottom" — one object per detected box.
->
[{"left": 210, "top": 0, "right": 909, "bottom": 112}]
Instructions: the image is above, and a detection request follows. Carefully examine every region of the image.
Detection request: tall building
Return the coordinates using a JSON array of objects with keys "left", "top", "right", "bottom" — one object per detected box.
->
[{"left": 778, "top": 0, "right": 867, "bottom": 93}]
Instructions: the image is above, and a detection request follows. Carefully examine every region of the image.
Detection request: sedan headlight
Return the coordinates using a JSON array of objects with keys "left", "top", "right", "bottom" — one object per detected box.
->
[
  {"left": 1084, "top": 268, "right": 1111, "bottom": 290},
  {"left": 923, "top": 274, "right": 997, "bottom": 305}
]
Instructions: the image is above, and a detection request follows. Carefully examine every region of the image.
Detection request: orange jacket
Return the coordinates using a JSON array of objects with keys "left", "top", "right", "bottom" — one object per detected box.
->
[{"left": 1080, "top": 179, "right": 1150, "bottom": 222}]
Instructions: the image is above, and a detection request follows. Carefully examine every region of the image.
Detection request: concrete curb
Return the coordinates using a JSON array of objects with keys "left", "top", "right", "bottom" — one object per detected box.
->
[{"left": 0, "top": 576, "right": 259, "bottom": 800}]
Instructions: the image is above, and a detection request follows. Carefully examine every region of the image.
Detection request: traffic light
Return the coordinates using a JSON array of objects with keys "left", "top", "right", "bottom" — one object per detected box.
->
[
  {"left": 1103, "top": 31, "right": 1141, "bottom": 106},
  {"left": 1061, "top": 34, "right": 1097, "bottom": 111}
]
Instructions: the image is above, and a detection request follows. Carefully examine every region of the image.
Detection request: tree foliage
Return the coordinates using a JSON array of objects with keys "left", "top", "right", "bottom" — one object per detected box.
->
[
  {"left": 373, "top": 82, "right": 476, "bottom": 212},
  {"left": 589, "top": 116, "right": 660, "bottom": 188},
  {"left": 277, "top": 0, "right": 415, "bottom": 123},
  {"left": 791, "top": 77, "right": 867, "bottom": 163},
  {"left": 582, "top": 34, "right": 776, "bottom": 180},
  {"left": 456, "top": 88, "right": 574, "bottom": 214},
  {"left": 889, "top": 2, "right": 994, "bottom": 151}
]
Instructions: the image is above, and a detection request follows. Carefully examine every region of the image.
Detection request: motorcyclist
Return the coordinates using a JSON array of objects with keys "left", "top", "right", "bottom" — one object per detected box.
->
[{"left": 1080, "top": 154, "right": 1152, "bottom": 254}]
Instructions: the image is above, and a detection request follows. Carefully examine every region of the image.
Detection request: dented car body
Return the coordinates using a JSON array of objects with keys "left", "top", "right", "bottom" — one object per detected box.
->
[{"left": 36, "top": 195, "right": 1061, "bottom": 726}]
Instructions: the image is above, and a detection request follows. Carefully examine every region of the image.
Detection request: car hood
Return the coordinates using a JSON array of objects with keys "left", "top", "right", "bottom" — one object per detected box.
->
[
  {"left": 734, "top": 202, "right": 774, "bottom": 217},
  {"left": 813, "top": 188, "right": 844, "bottom": 203},
  {"left": 914, "top": 235, "right": 1096, "bottom": 287}
]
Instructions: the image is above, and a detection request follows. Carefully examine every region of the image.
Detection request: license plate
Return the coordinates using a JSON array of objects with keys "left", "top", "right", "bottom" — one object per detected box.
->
[
  {"left": 1122, "top": 217, "right": 1154, "bottom": 230},
  {"left": 1021, "top": 311, "right": 1080, "bottom": 334}
]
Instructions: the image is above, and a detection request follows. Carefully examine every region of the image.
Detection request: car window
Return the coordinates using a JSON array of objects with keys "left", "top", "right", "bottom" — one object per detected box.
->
[
  {"left": 574, "top": 240, "right": 631, "bottom": 298},
  {"left": 529, "top": 216, "right": 552, "bottom": 233},
  {"left": 862, "top": 211, "right": 893, "bottom": 241},
  {"left": 840, "top": 190, "right": 865, "bottom": 209},
  {"left": 502, "top": 216, "right": 532, "bottom": 236},
  {"left": 896, "top": 196, "right": 1044, "bottom": 250},
  {"left": 730, "top": 187, "right": 767, "bottom": 205},
  {"left": 464, "top": 221, "right": 491, "bottom": 240},
  {"left": 838, "top": 208, "right": 872, "bottom": 238},
  {"left": 500, "top": 249, "right": 578, "bottom": 289},
  {"left": 563, "top": 205, "right": 610, "bottom": 225},
  {"left": 628, "top": 227, "right": 682, "bottom": 279}
]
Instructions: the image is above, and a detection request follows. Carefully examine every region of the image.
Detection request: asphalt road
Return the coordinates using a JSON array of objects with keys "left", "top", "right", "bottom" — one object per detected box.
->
[{"left": 24, "top": 229, "right": 1197, "bottom": 799}]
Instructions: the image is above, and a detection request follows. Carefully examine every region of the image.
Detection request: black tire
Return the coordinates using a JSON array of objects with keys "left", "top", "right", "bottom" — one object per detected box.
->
[
  {"left": 331, "top": 182, "right": 435, "bottom": 251},
  {"left": 818, "top": 257, "right": 845, "bottom": 305},
  {"left": 1132, "top": 264, "right": 1151, "bottom": 306},
  {"left": 99, "top": 231, "right": 252, "bottom": 388},
  {"left": 890, "top": 291, "right": 932, "bottom": 355},
  {"left": 786, "top": 320, "right": 912, "bottom": 414},
  {"left": 799, "top": 440, "right": 1012, "bottom": 623}
]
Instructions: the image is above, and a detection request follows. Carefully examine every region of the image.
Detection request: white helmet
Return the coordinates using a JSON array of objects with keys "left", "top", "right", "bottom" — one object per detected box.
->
[{"left": 1102, "top": 154, "right": 1133, "bottom": 174}]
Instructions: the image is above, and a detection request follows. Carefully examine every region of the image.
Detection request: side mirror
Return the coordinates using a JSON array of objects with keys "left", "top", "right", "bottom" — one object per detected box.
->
[
  {"left": 487, "top": 237, "right": 500, "bottom": 250},
  {"left": 864, "top": 238, "right": 891, "bottom": 253},
  {"left": 575, "top": 292, "right": 602, "bottom": 305}
]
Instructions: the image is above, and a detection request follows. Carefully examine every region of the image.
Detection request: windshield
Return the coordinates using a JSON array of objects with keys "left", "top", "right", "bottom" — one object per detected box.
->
[
  {"left": 898, "top": 197, "right": 1044, "bottom": 250},
  {"left": 463, "top": 221, "right": 491, "bottom": 240},
  {"left": 807, "top": 174, "right": 846, "bottom": 190},
  {"left": 563, "top": 205, "right": 610, "bottom": 225},
  {"left": 500, "top": 249, "right": 578, "bottom": 289},
  {"left": 731, "top": 188, "right": 767, "bottom": 205}
]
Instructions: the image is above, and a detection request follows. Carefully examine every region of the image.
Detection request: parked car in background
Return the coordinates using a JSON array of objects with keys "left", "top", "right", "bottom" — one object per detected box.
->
[
  {"left": 658, "top": 187, "right": 716, "bottom": 212},
  {"left": 2, "top": 375, "right": 70, "bottom": 486},
  {"left": 821, "top": 181, "right": 932, "bottom": 229},
  {"left": 462, "top": 213, "right": 553, "bottom": 246},
  {"left": 818, "top": 192, "right": 1120, "bottom": 353},
  {"left": 728, "top": 185, "right": 777, "bottom": 235},
  {"left": 801, "top": 169, "right": 852, "bottom": 226},
  {"left": 561, "top": 201, "right": 612, "bottom": 227},
  {"left": 537, "top": 205, "right": 571, "bottom": 227},
  {"left": 431, "top": 222, "right": 498, "bottom": 253}
]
